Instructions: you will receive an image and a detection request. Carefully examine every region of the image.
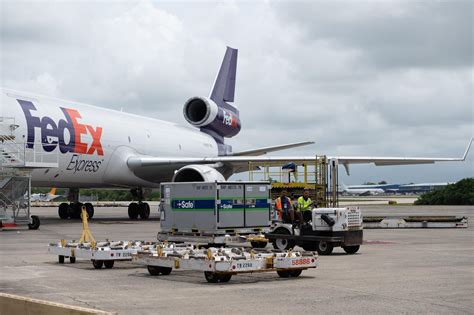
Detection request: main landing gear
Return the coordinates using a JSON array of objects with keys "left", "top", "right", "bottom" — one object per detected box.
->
[
  {"left": 58, "top": 202, "right": 94, "bottom": 220},
  {"left": 58, "top": 188, "right": 94, "bottom": 220},
  {"left": 127, "top": 188, "right": 150, "bottom": 220}
]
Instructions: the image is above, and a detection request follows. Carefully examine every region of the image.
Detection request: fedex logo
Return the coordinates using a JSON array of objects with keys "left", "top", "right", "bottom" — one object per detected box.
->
[
  {"left": 222, "top": 109, "right": 238, "bottom": 128},
  {"left": 18, "top": 100, "right": 104, "bottom": 156}
]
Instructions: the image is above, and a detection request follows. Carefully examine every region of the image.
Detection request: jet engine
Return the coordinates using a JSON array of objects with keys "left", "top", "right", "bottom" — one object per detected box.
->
[
  {"left": 183, "top": 96, "right": 241, "bottom": 138},
  {"left": 172, "top": 165, "right": 225, "bottom": 182}
]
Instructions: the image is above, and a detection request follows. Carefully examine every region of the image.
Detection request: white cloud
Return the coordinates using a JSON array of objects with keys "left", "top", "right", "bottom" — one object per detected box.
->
[{"left": 1, "top": 0, "right": 472, "bottom": 184}]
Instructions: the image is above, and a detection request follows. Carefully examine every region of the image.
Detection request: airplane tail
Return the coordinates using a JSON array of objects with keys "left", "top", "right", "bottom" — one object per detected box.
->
[
  {"left": 210, "top": 46, "right": 238, "bottom": 106},
  {"left": 183, "top": 47, "right": 241, "bottom": 155}
]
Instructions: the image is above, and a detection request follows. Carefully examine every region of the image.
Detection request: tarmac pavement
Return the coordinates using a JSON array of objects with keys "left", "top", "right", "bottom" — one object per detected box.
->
[{"left": 1, "top": 205, "right": 473, "bottom": 314}]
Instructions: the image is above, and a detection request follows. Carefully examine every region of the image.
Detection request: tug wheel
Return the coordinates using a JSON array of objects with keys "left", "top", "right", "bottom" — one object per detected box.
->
[
  {"left": 70, "top": 256, "right": 76, "bottom": 263},
  {"left": 271, "top": 227, "right": 295, "bottom": 251},
  {"left": 92, "top": 260, "right": 104, "bottom": 269},
  {"left": 104, "top": 260, "right": 115, "bottom": 269},
  {"left": 58, "top": 255, "right": 65, "bottom": 264},
  {"left": 342, "top": 245, "right": 360, "bottom": 254},
  {"left": 302, "top": 242, "right": 318, "bottom": 252},
  {"left": 317, "top": 241, "right": 334, "bottom": 255}
]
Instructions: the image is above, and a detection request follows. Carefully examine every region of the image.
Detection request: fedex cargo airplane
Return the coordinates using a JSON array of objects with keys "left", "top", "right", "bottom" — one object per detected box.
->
[{"left": 0, "top": 47, "right": 471, "bottom": 220}]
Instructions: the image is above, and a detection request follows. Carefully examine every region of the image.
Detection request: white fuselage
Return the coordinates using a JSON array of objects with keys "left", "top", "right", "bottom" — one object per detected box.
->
[{"left": 1, "top": 88, "right": 219, "bottom": 188}]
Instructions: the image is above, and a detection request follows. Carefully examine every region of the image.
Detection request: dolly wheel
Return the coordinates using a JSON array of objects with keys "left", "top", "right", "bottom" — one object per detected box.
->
[
  {"left": 290, "top": 269, "right": 302, "bottom": 277},
  {"left": 147, "top": 265, "right": 161, "bottom": 276},
  {"left": 92, "top": 260, "right": 104, "bottom": 269},
  {"left": 58, "top": 255, "right": 65, "bottom": 264},
  {"left": 204, "top": 272, "right": 220, "bottom": 283},
  {"left": 219, "top": 274, "right": 232, "bottom": 282},
  {"left": 277, "top": 270, "right": 292, "bottom": 278},
  {"left": 70, "top": 256, "right": 76, "bottom": 263},
  {"left": 104, "top": 260, "right": 115, "bottom": 269},
  {"left": 342, "top": 245, "right": 360, "bottom": 254},
  {"left": 159, "top": 267, "right": 172, "bottom": 275}
]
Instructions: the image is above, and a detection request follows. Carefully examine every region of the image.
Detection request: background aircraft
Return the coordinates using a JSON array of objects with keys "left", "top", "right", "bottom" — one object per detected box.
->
[
  {"left": 341, "top": 184, "right": 385, "bottom": 196},
  {"left": 1, "top": 47, "right": 471, "bottom": 220},
  {"left": 30, "top": 188, "right": 62, "bottom": 202}
]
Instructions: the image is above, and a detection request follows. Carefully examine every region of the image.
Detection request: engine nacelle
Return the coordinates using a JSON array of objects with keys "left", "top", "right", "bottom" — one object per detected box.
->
[
  {"left": 172, "top": 165, "right": 225, "bottom": 182},
  {"left": 183, "top": 96, "right": 241, "bottom": 138}
]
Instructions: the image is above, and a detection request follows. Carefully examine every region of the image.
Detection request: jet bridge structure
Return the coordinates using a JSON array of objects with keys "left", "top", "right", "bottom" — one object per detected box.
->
[{"left": 0, "top": 116, "right": 58, "bottom": 229}]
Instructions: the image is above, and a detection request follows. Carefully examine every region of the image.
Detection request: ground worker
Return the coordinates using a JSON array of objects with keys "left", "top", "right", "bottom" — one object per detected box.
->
[
  {"left": 274, "top": 190, "right": 295, "bottom": 223},
  {"left": 297, "top": 189, "right": 314, "bottom": 222}
]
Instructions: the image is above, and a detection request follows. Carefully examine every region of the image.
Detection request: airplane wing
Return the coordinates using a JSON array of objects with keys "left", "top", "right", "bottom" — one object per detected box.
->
[
  {"left": 128, "top": 138, "right": 472, "bottom": 176},
  {"left": 231, "top": 141, "right": 314, "bottom": 156}
]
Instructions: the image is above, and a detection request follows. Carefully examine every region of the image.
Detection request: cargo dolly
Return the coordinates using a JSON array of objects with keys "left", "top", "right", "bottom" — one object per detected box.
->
[
  {"left": 133, "top": 242, "right": 318, "bottom": 283},
  {"left": 47, "top": 205, "right": 156, "bottom": 269},
  {"left": 48, "top": 240, "right": 155, "bottom": 269}
]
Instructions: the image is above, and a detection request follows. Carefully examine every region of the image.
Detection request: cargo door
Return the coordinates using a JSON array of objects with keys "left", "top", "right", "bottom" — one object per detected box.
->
[
  {"left": 217, "top": 183, "right": 245, "bottom": 228},
  {"left": 244, "top": 183, "right": 271, "bottom": 228}
]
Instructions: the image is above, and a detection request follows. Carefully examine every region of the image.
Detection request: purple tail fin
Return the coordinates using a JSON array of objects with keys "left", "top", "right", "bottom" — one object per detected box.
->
[{"left": 210, "top": 46, "right": 238, "bottom": 104}]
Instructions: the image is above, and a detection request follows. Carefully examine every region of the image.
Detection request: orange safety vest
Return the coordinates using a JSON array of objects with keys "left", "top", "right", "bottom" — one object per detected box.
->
[{"left": 275, "top": 196, "right": 292, "bottom": 220}]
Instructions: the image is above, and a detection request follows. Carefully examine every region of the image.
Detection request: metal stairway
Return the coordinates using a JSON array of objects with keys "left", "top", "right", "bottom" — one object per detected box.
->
[
  {"left": 0, "top": 172, "right": 31, "bottom": 225},
  {"left": 1, "top": 116, "right": 58, "bottom": 229}
]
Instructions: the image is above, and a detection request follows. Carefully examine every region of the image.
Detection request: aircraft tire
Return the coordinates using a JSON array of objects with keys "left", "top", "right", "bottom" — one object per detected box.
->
[
  {"left": 28, "top": 215, "right": 40, "bottom": 230},
  {"left": 71, "top": 203, "right": 83, "bottom": 219},
  {"left": 128, "top": 203, "right": 139, "bottom": 220},
  {"left": 84, "top": 203, "right": 94, "bottom": 219},
  {"left": 139, "top": 203, "right": 150, "bottom": 219},
  {"left": 58, "top": 203, "right": 69, "bottom": 219}
]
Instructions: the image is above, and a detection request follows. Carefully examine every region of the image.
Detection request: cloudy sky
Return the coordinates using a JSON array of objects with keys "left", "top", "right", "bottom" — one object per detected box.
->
[{"left": 1, "top": 0, "right": 473, "bottom": 184}]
